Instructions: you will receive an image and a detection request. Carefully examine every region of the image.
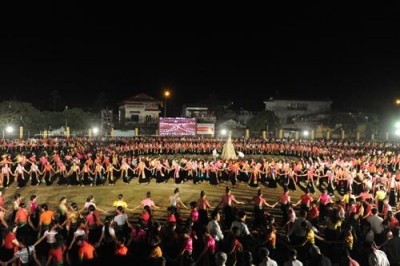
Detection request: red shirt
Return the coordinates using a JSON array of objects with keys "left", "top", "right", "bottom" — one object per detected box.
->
[
  {"left": 140, "top": 211, "right": 150, "bottom": 225},
  {"left": 168, "top": 214, "right": 176, "bottom": 223},
  {"left": 300, "top": 194, "right": 313, "bottom": 205},
  {"left": 86, "top": 212, "right": 100, "bottom": 227},
  {"left": 308, "top": 207, "right": 320, "bottom": 220},
  {"left": 49, "top": 246, "right": 65, "bottom": 264},
  {"left": 4, "top": 232, "right": 16, "bottom": 250}
]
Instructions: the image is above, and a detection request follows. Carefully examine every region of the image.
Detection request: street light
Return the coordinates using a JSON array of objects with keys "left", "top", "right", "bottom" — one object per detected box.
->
[
  {"left": 396, "top": 99, "right": 400, "bottom": 105},
  {"left": 164, "top": 90, "right": 170, "bottom": 118},
  {"left": 3, "top": 126, "right": 13, "bottom": 138},
  {"left": 65, "top": 106, "right": 69, "bottom": 128}
]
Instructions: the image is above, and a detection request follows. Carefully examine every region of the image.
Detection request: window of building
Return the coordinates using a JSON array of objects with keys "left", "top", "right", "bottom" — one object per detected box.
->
[
  {"left": 131, "top": 115, "right": 139, "bottom": 122},
  {"left": 145, "top": 115, "right": 152, "bottom": 122},
  {"left": 287, "top": 103, "right": 308, "bottom": 111}
]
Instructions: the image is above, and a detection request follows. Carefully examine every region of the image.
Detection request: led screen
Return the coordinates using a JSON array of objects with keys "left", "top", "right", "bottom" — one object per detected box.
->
[{"left": 159, "top": 117, "right": 196, "bottom": 136}]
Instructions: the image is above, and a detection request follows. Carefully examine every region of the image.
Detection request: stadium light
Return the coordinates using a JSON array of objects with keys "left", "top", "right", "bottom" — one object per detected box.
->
[
  {"left": 92, "top": 127, "right": 99, "bottom": 135},
  {"left": 3, "top": 126, "right": 13, "bottom": 139},
  {"left": 303, "top": 130, "right": 309, "bottom": 137},
  {"left": 395, "top": 121, "right": 400, "bottom": 129},
  {"left": 220, "top": 129, "right": 227, "bottom": 136},
  {"left": 396, "top": 129, "right": 400, "bottom": 136}
]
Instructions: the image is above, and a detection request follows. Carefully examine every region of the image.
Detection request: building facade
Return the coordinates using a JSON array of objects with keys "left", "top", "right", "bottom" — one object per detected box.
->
[
  {"left": 264, "top": 97, "right": 332, "bottom": 124},
  {"left": 119, "top": 93, "right": 162, "bottom": 124},
  {"left": 181, "top": 105, "right": 216, "bottom": 123}
]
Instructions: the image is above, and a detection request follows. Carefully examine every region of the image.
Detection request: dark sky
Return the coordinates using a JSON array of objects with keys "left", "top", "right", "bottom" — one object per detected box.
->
[{"left": 1, "top": 5, "right": 400, "bottom": 116}]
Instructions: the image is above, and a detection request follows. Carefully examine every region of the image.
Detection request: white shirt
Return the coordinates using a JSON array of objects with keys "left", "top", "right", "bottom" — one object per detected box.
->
[
  {"left": 113, "top": 213, "right": 128, "bottom": 226},
  {"left": 258, "top": 258, "right": 278, "bottom": 266},
  {"left": 368, "top": 249, "right": 390, "bottom": 266},
  {"left": 207, "top": 220, "right": 224, "bottom": 241},
  {"left": 367, "top": 215, "right": 384, "bottom": 234},
  {"left": 74, "top": 228, "right": 86, "bottom": 238},
  {"left": 283, "top": 260, "right": 303, "bottom": 266},
  {"left": 44, "top": 230, "right": 57, "bottom": 244},
  {"left": 15, "top": 246, "right": 35, "bottom": 264},
  {"left": 230, "top": 221, "right": 250, "bottom": 236},
  {"left": 84, "top": 202, "right": 96, "bottom": 209}
]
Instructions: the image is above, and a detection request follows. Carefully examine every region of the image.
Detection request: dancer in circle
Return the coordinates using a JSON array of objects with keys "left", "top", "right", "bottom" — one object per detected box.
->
[
  {"left": 197, "top": 190, "right": 214, "bottom": 226},
  {"left": 252, "top": 189, "right": 277, "bottom": 228},
  {"left": 168, "top": 188, "right": 188, "bottom": 223},
  {"left": 219, "top": 187, "right": 244, "bottom": 228}
]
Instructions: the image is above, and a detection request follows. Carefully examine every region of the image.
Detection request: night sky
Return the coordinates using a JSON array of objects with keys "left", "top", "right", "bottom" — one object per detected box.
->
[{"left": 1, "top": 5, "right": 400, "bottom": 116}]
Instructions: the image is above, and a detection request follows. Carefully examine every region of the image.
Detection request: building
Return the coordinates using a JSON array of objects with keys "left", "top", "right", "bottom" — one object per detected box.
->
[
  {"left": 217, "top": 119, "right": 247, "bottom": 138},
  {"left": 118, "top": 93, "right": 162, "bottom": 124},
  {"left": 101, "top": 109, "right": 114, "bottom": 135},
  {"left": 264, "top": 97, "right": 332, "bottom": 124},
  {"left": 181, "top": 104, "right": 216, "bottom": 123}
]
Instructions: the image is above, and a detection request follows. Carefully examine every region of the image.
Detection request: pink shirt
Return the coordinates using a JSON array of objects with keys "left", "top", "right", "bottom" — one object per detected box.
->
[
  {"left": 184, "top": 237, "right": 193, "bottom": 254},
  {"left": 30, "top": 202, "right": 38, "bottom": 214},
  {"left": 222, "top": 194, "right": 235, "bottom": 206},
  {"left": 206, "top": 236, "right": 216, "bottom": 254},
  {"left": 383, "top": 204, "right": 392, "bottom": 217},
  {"left": 319, "top": 194, "right": 331, "bottom": 205},
  {"left": 191, "top": 209, "right": 199, "bottom": 222},
  {"left": 141, "top": 198, "right": 155, "bottom": 208}
]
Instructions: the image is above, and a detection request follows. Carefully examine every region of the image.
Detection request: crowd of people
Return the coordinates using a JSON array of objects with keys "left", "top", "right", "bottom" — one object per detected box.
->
[{"left": 0, "top": 136, "right": 398, "bottom": 265}]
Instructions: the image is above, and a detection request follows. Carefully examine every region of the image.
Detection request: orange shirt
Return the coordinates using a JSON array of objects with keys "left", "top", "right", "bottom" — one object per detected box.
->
[
  {"left": 79, "top": 241, "right": 95, "bottom": 260},
  {"left": 40, "top": 210, "right": 54, "bottom": 225},
  {"left": 149, "top": 246, "right": 162, "bottom": 258},
  {"left": 15, "top": 208, "right": 29, "bottom": 224},
  {"left": 115, "top": 244, "right": 128, "bottom": 256}
]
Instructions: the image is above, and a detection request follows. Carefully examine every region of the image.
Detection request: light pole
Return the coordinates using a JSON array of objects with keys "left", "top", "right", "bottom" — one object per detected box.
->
[
  {"left": 164, "top": 90, "right": 170, "bottom": 118},
  {"left": 65, "top": 106, "right": 68, "bottom": 127}
]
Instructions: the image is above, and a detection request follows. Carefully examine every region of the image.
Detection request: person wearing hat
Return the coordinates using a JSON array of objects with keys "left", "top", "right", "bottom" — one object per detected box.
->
[{"left": 258, "top": 247, "right": 277, "bottom": 266}]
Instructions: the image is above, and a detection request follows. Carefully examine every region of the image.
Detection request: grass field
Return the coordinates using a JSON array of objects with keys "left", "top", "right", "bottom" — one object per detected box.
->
[{"left": 2, "top": 177, "right": 326, "bottom": 225}]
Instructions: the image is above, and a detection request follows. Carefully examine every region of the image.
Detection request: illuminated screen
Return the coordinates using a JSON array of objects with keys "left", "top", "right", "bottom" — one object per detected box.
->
[{"left": 159, "top": 117, "right": 196, "bottom": 136}]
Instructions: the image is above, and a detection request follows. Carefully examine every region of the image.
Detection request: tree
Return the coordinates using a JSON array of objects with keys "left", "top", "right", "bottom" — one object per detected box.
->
[
  {"left": 93, "top": 91, "right": 107, "bottom": 112},
  {"left": 247, "top": 111, "right": 280, "bottom": 134}
]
